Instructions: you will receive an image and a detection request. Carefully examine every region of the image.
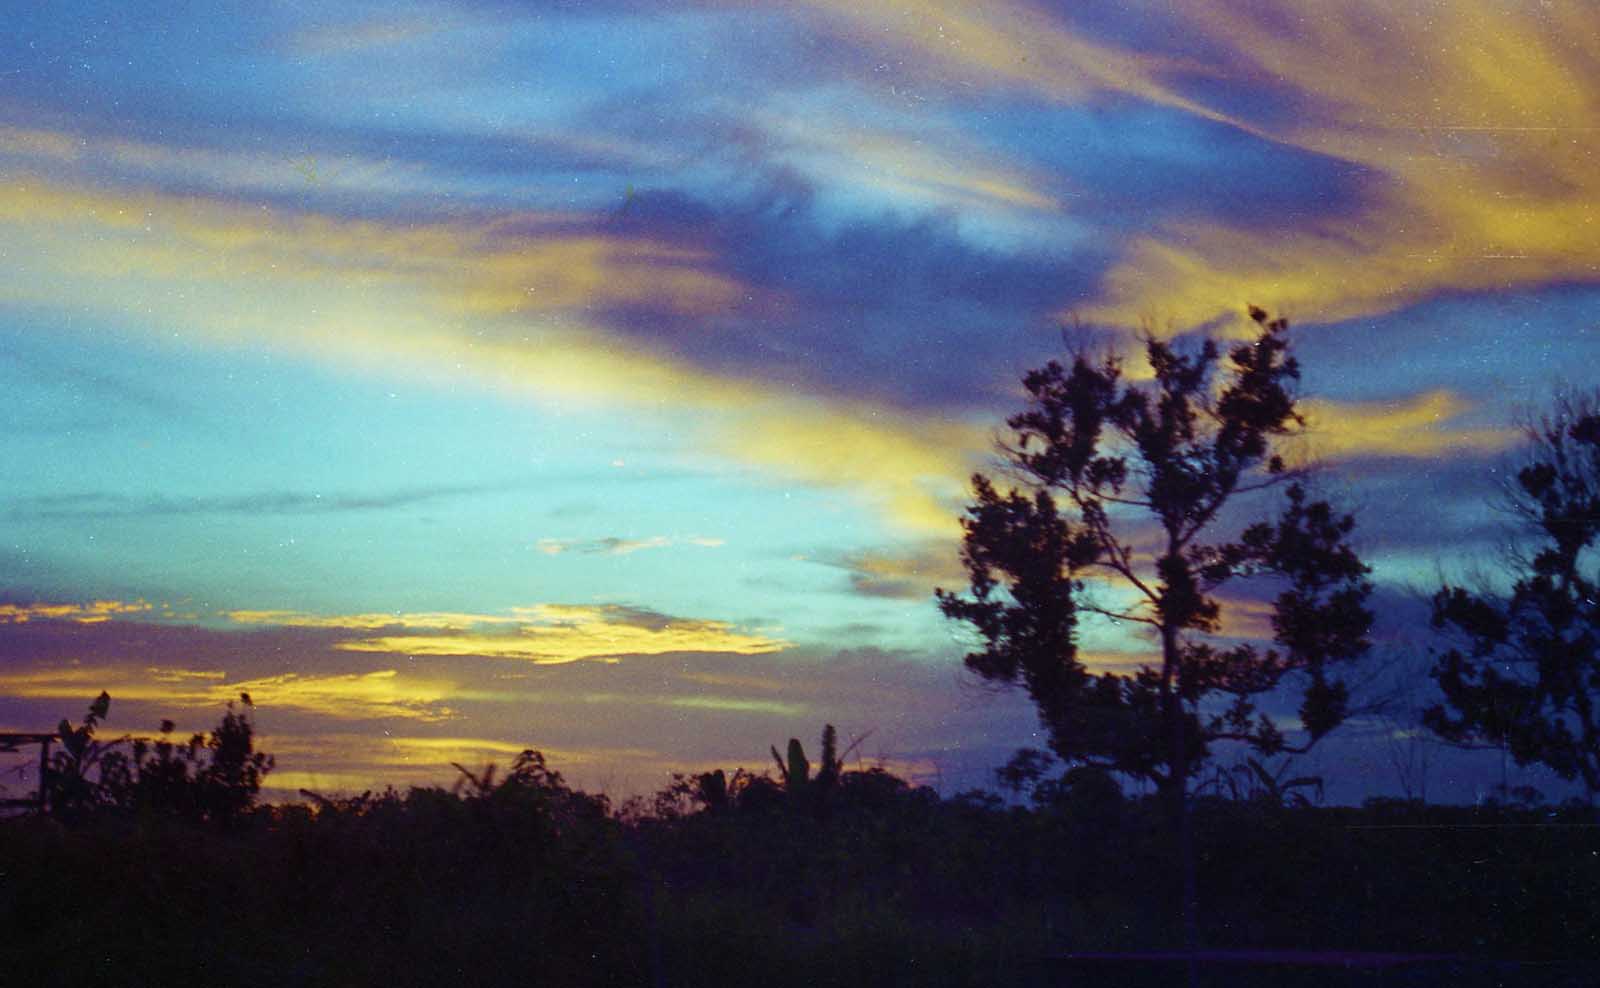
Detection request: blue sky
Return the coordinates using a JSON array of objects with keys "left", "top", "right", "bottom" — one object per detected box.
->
[{"left": 2, "top": 0, "right": 1596, "bottom": 802}]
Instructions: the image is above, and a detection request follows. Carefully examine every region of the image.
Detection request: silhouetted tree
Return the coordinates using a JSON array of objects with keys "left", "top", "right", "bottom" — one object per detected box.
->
[
  {"left": 47, "top": 692, "right": 273, "bottom": 825},
  {"left": 194, "top": 693, "right": 274, "bottom": 825},
  {"left": 44, "top": 691, "right": 121, "bottom": 820},
  {"left": 937, "top": 308, "right": 1373, "bottom": 955},
  {"left": 1428, "top": 392, "right": 1600, "bottom": 806},
  {"left": 769, "top": 724, "right": 857, "bottom": 818}
]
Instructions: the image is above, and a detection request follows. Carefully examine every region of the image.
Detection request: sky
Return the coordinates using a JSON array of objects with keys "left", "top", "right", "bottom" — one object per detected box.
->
[{"left": 2, "top": 0, "right": 1597, "bottom": 805}]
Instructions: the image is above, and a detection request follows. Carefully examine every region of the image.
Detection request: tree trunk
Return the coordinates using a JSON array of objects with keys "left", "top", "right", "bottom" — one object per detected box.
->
[{"left": 1160, "top": 620, "right": 1199, "bottom": 988}]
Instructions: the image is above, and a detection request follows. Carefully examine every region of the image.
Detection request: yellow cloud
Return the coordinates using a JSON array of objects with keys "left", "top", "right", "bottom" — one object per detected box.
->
[
  {"left": 224, "top": 609, "right": 525, "bottom": 631},
  {"left": 226, "top": 670, "right": 459, "bottom": 721},
  {"left": 797, "top": 0, "right": 1600, "bottom": 332},
  {"left": 1075, "top": 2, "right": 1600, "bottom": 329},
  {"left": 0, "top": 167, "right": 982, "bottom": 537},
  {"left": 718, "top": 397, "right": 982, "bottom": 537},
  {"left": 0, "top": 665, "right": 457, "bottom": 722},
  {"left": 0, "top": 173, "right": 741, "bottom": 319},
  {"left": 666, "top": 696, "right": 808, "bottom": 716},
  {"left": 336, "top": 604, "right": 787, "bottom": 663},
  {"left": 0, "top": 600, "right": 152, "bottom": 624},
  {"left": 797, "top": 0, "right": 1221, "bottom": 122},
  {"left": 226, "top": 603, "right": 786, "bottom": 663},
  {"left": 1300, "top": 390, "right": 1517, "bottom": 459}
]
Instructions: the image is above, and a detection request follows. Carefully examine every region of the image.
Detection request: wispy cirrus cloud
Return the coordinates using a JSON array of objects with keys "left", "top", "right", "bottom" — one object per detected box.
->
[
  {"left": 1072, "top": 3, "right": 1600, "bottom": 331},
  {"left": 0, "top": 171, "right": 990, "bottom": 537},
  {"left": 791, "top": 0, "right": 1600, "bottom": 334},
  {"left": 1299, "top": 391, "right": 1518, "bottom": 461}
]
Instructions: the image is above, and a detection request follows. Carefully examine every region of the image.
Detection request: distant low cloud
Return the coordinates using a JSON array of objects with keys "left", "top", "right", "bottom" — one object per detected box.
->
[
  {"left": 0, "top": 664, "right": 458, "bottom": 723},
  {"left": 0, "top": 599, "right": 151, "bottom": 624},
  {"left": 535, "top": 534, "right": 725, "bottom": 556}
]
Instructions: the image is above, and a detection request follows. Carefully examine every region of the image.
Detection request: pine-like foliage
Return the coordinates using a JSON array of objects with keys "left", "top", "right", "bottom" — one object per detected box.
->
[{"left": 938, "top": 309, "right": 1374, "bottom": 802}]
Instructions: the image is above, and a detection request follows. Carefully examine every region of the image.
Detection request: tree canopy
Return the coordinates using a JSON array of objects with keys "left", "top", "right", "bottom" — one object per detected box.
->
[
  {"left": 938, "top": 308, "right": 1375, "bottom": 803},
  {"left": 1428, "top": 392, "right": 1600, "bottom": 804}
]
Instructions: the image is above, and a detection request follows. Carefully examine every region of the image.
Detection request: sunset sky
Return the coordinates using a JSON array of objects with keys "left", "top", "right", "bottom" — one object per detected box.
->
[{"left": 3, "top": 1, "right": 1597, "bottom": 803}]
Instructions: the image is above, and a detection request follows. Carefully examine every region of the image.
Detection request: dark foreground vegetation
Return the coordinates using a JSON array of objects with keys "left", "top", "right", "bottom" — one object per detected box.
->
[{"left": 2, "top": 707, "right": 1597, "bottom": 988}]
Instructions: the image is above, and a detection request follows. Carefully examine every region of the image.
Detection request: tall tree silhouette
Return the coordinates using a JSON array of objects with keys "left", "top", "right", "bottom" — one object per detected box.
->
[
  {"left": 937, "top": 308, "right": 1373, "bottom": 953},
  {"left": 1428, "top": 392, "right": 1600, "bottom": 806}
]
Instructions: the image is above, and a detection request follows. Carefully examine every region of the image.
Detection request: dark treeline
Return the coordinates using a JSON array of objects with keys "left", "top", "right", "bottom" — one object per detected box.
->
[{"left": 1, "top": 710, "right": 1597, "bottom": 987}]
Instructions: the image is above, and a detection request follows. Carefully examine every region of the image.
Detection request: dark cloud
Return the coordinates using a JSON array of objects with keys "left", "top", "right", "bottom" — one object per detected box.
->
[
  {"left": 808, "top": 541, "right": 968, "bottom": 601},
  {"left": 587, "top": 181, "right": 1112, "bottom": 413}
]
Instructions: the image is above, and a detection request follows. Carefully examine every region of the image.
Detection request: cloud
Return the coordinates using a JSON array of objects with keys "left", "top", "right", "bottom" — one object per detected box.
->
[
  {"left": 0, "top": 171, "right": 992, "bottom": 537},
  {"left": 225, "top": 603, "right": 787, "bottom": 664},
  {"left": 535, "top": 535, "right": 724, "bottom": 556},
  {"left": 1299, "top": 390, "right": 1518, "bottom": 460},
  {"left": 0, "top": 599, "right": 151, "bottom": 624},
  {"left": 0, "top": 173, "right": 743, "bottom": 323},
  {"left": 753, "top": 112, "right": 1064, "bottom": 217},
  {"left": 286, "top": 16, "right": 456, "bottom": 56},
  {"left": 791, "top": 0, "right": 1600, "bottom": 334},
  {"left": 0, "top": 608, "right": 1049, "bottom": 797},
  {"left": 1073, "top": 2, "right": 1600, "bottom": 330},
  {"left": 0, "top": 664, "right": 457, "bottom": 722},
  {"left": 815, "top": 542, "right": 969, "bottom": 600},
  {"left": 793, "top": 0, "right": 1221, "bottom": 122},
  {"left": 1, "top": 483, "right": 506, "bottom": 521},
  {"left": 335, "top": 604, "right": 787, "bottom": 664}
]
